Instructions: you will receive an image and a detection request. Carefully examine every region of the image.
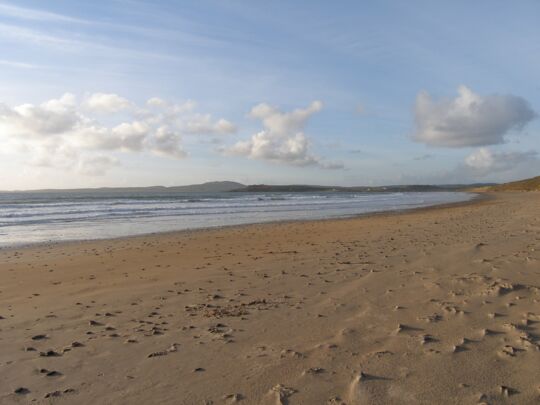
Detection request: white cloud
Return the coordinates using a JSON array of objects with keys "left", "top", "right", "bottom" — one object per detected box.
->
[
  {"left": 227, "top": 101, "right": 343, "bottom": 169},
  {"left": 145, "top": 98, "right": 196, "bottom": 113},
  {"left": 414, "top": 85, "right": 536, "bottom": 147},
  {"left": 141, "top": 99, "right": 234, "bottom": 137},
  {"left": 249, "top": 100, "right": 322, "bottom": 136},
  {"left": 229, "top": 131, "right": 317, "bottom": 166},
  {"left": 0, "top": 59, "right": 40, "bottom": 69},
  {"left": 184, "top": 114, "right": 236, "bottom": 135},
  {"left": 0, "top": 93, "right": 79, "bottom": 137},
  {"left": 29, "top": 141, "right": 79, "bottom": 169},
  {"left": 146, "top": 97, "right": 168, "bottom": 108},
  {"left": 464, "top": 147, "right": 538, "bottom": 175},
  {"left": 149, "top": 126, "right": 186, "bottom": 159},
  {"left": 0, "top": 93, "right": 235, "bottom": 174},
  {"left": 85, "top": 93, "right": 132, "bottom": 113},
  {"left": 78, "top": 155, "right": 119, "bottom": 176},
  {"left": 464, "top": 148, "right": 495, "bottom": 169},
  {"left": 110, "top": 121, "right": 149, "bottom": 151},
  {"left": 0, "top": 3, "right": 83, "bottom": 23}
]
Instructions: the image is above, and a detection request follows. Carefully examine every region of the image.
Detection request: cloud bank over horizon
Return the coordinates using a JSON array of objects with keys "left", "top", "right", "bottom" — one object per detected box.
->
[{"left": 0, "top": 88, "right": 537, "bottom": 185}]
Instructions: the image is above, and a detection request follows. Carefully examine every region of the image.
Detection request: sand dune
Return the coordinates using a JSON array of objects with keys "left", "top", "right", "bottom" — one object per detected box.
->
[{"left": 1, "top": 192, "right": 539, "bottom": 404}]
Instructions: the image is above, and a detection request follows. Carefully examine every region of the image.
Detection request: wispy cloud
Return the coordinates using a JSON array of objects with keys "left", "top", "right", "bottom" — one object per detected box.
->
[
  {"left": 0, "top": 22, "right": 76, "bottom": 48},
  {"left": 0, "top": 58, "right": 41, "bottom": 69},
  {"left": 0, "top": 22, "right": 202, "bottom": 65},
  {"left": 0, "top": 2, "right": 86, "bottom": 23},
  {"left": 0, "top": 1, "right": 247, "bottom": 52}
]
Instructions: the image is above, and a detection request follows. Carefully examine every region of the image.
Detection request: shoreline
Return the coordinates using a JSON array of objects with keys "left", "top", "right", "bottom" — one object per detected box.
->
[
  {"left": 0, "top": 191, "right": 485, "bottom": 252},
  {"left": 2, "top": 191, "right": 538, "bottom": 404}
]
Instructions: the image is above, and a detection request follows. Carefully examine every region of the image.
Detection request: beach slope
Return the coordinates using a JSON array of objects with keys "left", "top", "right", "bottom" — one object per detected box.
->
[{"left": 1, "top": 192, "right": 539, "bottom": 404}]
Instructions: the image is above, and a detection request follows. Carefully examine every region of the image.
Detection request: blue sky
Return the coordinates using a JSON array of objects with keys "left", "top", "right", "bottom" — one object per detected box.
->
[{"left": 0, "top": 0, "right": 539, "bottom": 189}]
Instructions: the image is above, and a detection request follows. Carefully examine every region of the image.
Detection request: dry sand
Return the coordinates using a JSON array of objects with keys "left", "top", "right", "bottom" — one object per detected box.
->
[{"left": 1, "top": 192, "right": 539, "bottom": 404}]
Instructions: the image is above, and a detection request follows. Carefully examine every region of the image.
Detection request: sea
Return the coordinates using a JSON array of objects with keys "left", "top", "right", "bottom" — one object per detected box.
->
[{"left": 0, "top": 190, "right": 474, "bottom": 248}]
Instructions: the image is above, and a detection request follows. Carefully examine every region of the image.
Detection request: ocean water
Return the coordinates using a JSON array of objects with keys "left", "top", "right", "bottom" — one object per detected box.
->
[{"left": 0, "top": 191, "right": 474, "bottom": 248}]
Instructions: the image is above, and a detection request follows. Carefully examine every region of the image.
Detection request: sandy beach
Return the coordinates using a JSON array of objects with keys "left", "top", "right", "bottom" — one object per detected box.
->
[{"left": 1, "top": 192, "right": 539, "bottom": 404}]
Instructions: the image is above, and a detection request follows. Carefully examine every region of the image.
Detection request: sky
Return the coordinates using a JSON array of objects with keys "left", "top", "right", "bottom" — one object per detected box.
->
[{"left": 0, "top": 0, "right": 539, "bottom": 190}]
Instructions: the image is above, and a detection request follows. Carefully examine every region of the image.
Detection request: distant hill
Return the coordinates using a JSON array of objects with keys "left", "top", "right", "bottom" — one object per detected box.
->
[
  {"left": 476, "top": 176, "right": 540, "bottom": 192},
  {"left": 168, "top": 181, "right": 245, "bottom": 193},
  {"left": 232, "top": 184, "right": 480, "bottom": 193},
  {"left": 4, "top": 180, "right": 506, "bottom": 194},
  {"left": 5, "top": 181, "right": 246, "bottom": 194}
]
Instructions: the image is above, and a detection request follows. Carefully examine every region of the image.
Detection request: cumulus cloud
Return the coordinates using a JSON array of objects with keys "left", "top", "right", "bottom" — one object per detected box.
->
[
  {"left": 109, "top": 121, "right": 149, "bottom": 151},
  {"left": 414, "top": 85, "right": 536, "bottom": 147},
  {"left": 145, "top": 97, "right": 196, "bottom": 113},
  {"left": 78, "top": 155, "right": 120, "bottom": 176},
  {"left": 85, "top": 93, "right": 132, "bottom": 113},
  {"left": 0, "top": 93, "right": 79, "bottom": 136},
  {"left": 464, "top": 147, "right": 538, "bottom": 175},
  {"left": 249, "top": 101, "right": 322, "bottom": 136},
  {"left": 227, "top": 101, "right": 343, "bottom": 169},
  {"left": 146, "top": 97, "right": 168, "bottom": 108},
  {"left": 184, "top": 114, "right": 236, "bottom": 135},
  {"left": 0, "top": 93, "right": 236, "bottom": 175},
  {"left": 29, "top": 141, "right": 79, "bottom": 169},
  {"left": 149, "top": 126, "right": 186, "bottom": 159}
]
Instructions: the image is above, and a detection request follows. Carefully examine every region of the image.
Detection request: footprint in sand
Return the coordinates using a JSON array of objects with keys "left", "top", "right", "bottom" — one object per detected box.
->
[
  {"left": 346, "top": 372, "right": 387, "bottom": 404},
  {"left": 269, "top": 384, "right": 296, "bottom": 405},
  {"left": 222, "top": 393, "right": 244, "bottom": 403}
]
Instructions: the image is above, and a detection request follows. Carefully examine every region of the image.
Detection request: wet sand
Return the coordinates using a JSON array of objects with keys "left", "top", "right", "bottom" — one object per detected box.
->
[{"left": 1, "top": 192, "right": 539, "bottom": 404}]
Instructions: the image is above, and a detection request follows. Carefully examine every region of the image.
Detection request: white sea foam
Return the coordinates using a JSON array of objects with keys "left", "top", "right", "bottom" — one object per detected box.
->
[{"left": 0, "top": 191, "right": 473, "bottom": 247}]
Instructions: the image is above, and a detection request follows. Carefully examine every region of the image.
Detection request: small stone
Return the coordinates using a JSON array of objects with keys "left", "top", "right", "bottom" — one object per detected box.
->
[
  {"left": 306, "top": 367, "right": 325, "bottom": 374},
  {"left": 167, "top": 343, "right": 179, "bottom": 352},
  {"left": 40, "top": 350, "right": 61, "bottom": 357},
  {"left": 45, "top": 391, "right": 62, "bottom": 398},
  {"left": 31, "top": 334, "right": 47, "bottom": 340},
  {"left": 89, "top": 320, "right": 102, "bottom": 326}
]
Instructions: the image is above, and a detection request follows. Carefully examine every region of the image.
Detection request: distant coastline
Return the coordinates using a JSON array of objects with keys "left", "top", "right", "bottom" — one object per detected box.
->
[{"left": 0, "top": 180, "right": 497, "bottom": 194}]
